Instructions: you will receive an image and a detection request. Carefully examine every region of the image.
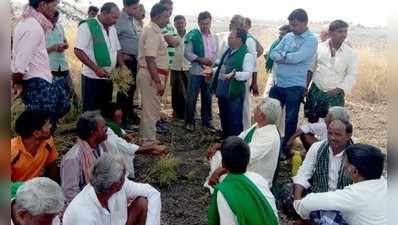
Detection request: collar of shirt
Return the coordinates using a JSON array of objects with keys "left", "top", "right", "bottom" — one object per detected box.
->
[
  {"left": 296, "top": 29, "right": 311, "bottom": 38},
  {"left": 87, "top": 184, "right": 111, "bottom": 215},
  {"left": 94, "top": 16, "right": 108, "bottom": 32},
  {"left": 326, "top": 39, "right": 349, "bottom": 53},
  {"left": 255, "top": 124, "right": 278, "bottom": 134},
  {"left": 328, "top": 147, "right": 345, "bottom": 158},
  {"left": 150, "top": 21, "right": 161, "bottom": 33},
  {"left": 121, "top": 10, "right": 134, "bottom": 21}
]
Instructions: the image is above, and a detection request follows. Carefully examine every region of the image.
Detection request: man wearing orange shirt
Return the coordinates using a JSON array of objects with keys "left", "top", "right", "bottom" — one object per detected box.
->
[{"left": 11, "top": 110, "right": 59, "bottom": 183}]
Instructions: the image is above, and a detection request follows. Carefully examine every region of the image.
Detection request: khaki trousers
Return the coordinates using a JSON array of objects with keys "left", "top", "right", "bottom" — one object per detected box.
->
[{"left": 137, "top": 68, "right": 166, "bottom": 146}]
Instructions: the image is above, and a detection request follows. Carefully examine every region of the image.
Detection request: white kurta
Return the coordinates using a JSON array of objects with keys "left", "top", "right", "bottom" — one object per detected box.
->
[
  {"left": 294, "top": 177, "right": 387, "bottom": 225},
  {"left": 217, "top": 172, "right": 279, "bottom": 225},
  {"left": 205, "top": 124, "right": 280, "bottom": 189},
  {"left": 242, "top": 36, "right": 258, "bottom": 130},
  {"left": 105, "top": 128, "right": 139, "bottom": 177},
  {"left": 293, "top": 140, "right": 345, "bottom": 191},
  {"left": 63, "top": 180, "right": 161, "bottom": 225}
]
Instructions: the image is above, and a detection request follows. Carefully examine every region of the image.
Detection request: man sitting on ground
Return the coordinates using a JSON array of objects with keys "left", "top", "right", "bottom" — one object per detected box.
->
[
  {"left": 208, "top": 136, "right": 279, "bottom": 225},
  {"left": 11, "top": 110, "right": 59, "bottom": 183},
  {"left": 101, "top": 103, "right": 137, "bottom": 142},
  {"left": 61, "top": 111, "right": 166, "bottom": 204},
  {"left": 206, "top": 97, "right": 282, "bottom": 188},
  {"left": 293, "top": 119, "right": 354, "bottom": 199},
  {"left": 11, "top": 177, "right": 65, "bottom": 225},
  {"left": 294, "top": 144, "right": 386, "bottom": 225},
  {"left": 286, "top": 106, "right": 350, "bottom": 151},
  {"left": 63, "top": 153, "right": 161, "bottom": 225}
]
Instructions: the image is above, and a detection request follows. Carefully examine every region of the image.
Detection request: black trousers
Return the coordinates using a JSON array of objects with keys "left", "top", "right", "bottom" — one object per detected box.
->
[
  {"left": 116, "top": 55, "right": 138, "bottom": 121},
  {"left": 170, "top": 70, "right": 188, "bottom": 119},
  {"left": 81, "top": 75, "right": 113, "bottom": 112}
]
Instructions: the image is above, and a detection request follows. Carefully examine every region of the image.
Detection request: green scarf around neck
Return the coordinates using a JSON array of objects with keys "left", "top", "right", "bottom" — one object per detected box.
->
[
  {"left": 79, "top": 18, "right": 112, "bottom": 67},
  {"left": 185, "top": 28, "right": 205, "bottom": 58},
  {"left": 243, "top": 125, "right": 257, "bottom": 144},
  {"left": 106, "top": 120, "right": 123, "bottom": 137},
  {"left": 208, "top": 173, "right": 279, "bottom": 225},
  {"left": 265, "top": 39, "right": 280, "bottom": 73}
]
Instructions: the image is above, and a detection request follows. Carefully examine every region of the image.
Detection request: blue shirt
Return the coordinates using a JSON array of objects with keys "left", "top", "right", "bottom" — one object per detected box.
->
[{"left": 270, "top": 30, "right": 318, "bottom": 88}]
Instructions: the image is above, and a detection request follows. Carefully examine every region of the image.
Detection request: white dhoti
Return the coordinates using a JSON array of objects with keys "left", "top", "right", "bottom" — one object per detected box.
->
[{"left": 242, "top": 77, "right": 252, "bottom": 130}]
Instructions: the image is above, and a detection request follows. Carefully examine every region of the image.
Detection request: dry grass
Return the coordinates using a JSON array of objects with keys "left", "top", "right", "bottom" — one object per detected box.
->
[
  {"left": 350, "top": 48, "right": 387, "bottom": 103},
  {"left": 146, "top": 154, "right": 181, "bottom": 187}
]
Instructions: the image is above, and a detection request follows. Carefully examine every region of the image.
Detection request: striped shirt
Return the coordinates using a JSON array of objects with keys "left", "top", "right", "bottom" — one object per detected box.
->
[{"left": 162, "top": 23, "right": 178, "bottom": 67}]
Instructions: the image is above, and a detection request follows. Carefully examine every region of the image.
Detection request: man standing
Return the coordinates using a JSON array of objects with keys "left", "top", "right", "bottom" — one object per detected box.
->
[
  {"left": 269, "top": 8, "right": 318, "bottom": 158},
  {"left": 46, "top": 10, "right": 77, "bottom": 106},
  {"left": 74, "top": 2, "right": 123, "bottom": 112},
  {"left": 207, "top": 136, "right": 279, "bottom": 225},
  {"left": 304, "top": 20, "right": 358, "bottom": 121},
  {"left": 11, "top": 0, "right": 70, "bottom": 124},
  {"left": 115, "top": 0, "right": 141, "bottom": 125},
  {"left": 170, "top": 15, "right": 190, "bottom": 121},
  {"left": 87, "top": 6, "right": 99, "bottom": 18},
  {"left": 184, "top": 11, "right": 218, "bottom": 131},
  {"left": 137, "top": 3, "right": 170, "bottom": 149},
  {"left": 212, "top": 28, "right": 254, "bottom": 138},
  {"left": 263, "top": 24, "right": 293, "bottom": 96}
]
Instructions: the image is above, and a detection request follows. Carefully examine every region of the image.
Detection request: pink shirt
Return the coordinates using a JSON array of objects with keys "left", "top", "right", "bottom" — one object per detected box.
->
[
  {"left": 12, "top": 17, "right": 52, "bottom": 83},
  {"left": 202, "top": 33, "right": 218, "bottom": 63}
]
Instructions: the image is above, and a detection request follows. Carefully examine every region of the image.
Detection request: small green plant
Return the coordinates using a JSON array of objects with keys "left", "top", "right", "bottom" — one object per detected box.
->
[{"left": 149, "top": 154, "right": 181, "bottom": 187}]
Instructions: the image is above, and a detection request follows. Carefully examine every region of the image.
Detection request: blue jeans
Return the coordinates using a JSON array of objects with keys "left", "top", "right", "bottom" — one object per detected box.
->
[
  {"left": 218, "top": 95, "right": 244, "bottom": 138},
  {"left": 269, "top": 85, "right": 305, "bottom": 154},
  {"left": 185, "top": 74, "right": 212, "bottom": 126}
]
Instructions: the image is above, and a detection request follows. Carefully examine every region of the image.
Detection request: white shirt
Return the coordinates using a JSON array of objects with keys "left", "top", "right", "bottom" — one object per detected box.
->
[
  {"left": 293, "top": 140, "right": 345, "bottom": 190},
  {"left": 105, "top": 128, "right": 139, "bottom": 177},
  {"left": 170, "top": 34, "right": 191, "bottom": 71},
  {"left": 63, "top": 180, "right": 161, "bottom": 225},
  {"left": 75, "top": 17, "right": 121, "bottom": 79},
  {"left": 206, "top": 124, "right": 280, "bottom": 190},
  {"left": 217, "top": 172, "right": 278, "bottom": 225},
  {"left": 239, "top": 124, "right": 280, "bottom": 187},
  {"left": 311, "top": 40, "right": 358, "bottom": 93},
  {"left": 218, "top": 52, "right": 255, "bottom": 81},
  {"left": 246, "top": 34, "right": 258, "bottom": 72},
  {"left": 300, "top": 121, "right": 328, "bottom": 140},
  {"left": 294, "top": 177, "right": 387, "bottom": 225},
  {"left": 215, "top": 31, "right": 257, "bottom": 72}
]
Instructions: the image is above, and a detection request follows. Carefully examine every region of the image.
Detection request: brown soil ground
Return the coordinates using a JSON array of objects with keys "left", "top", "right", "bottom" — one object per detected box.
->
[{"left": 53, "top": 93, "right": 387, "bottom": 225}]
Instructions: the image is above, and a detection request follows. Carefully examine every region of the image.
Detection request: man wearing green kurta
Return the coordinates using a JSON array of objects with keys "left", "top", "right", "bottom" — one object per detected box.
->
[{"left": 208, "top": 136, "right": 279, "bottom": 225}]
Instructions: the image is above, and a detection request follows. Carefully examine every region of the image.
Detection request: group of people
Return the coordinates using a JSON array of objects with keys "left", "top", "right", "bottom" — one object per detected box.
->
[{"left": 10, "top": 0, "right": 387, "bottom": 224}]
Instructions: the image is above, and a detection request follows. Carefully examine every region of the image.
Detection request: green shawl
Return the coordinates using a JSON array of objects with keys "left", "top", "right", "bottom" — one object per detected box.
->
[
  {"left": 265, "top": 39, "right": 280, "bottom": 73},
  {"left": 79, "top": 18, "right": 112, "bottom": 67},
  {"left": 10, "top": 182, "right": 24, "bottom": 199},
  {"left": 243, "top": 126, "right": 257, "bottom": 144},
  {"left": 184, "top": 28, "right": 205, "bottom": 58},
  {"left": 106, "top": 120, "right": 123, "bottom": 137},
  {"left": 208, "top": 173, "right": 279, "bottom": 225}
]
